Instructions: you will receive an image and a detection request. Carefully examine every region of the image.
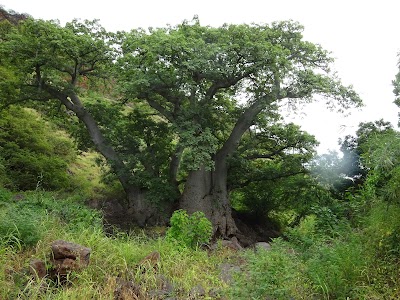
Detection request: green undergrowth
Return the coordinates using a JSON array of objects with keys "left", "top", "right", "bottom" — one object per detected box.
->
[
  {"left": 0, "top": 189, "right": 230, "bottom": 299},
  {"left": 229, "top": 202, "right": 400, "bottom": 300},
  {"left": 1, "top": 188, "right": 399, "bottom": 299}
]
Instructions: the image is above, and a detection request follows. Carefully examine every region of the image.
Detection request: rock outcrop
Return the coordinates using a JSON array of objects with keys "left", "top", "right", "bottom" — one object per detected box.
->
[
  {"left": 0, "top": 7, "right": 28, "bottom": 25},
  {"left": 29, "top": 240, "right": 91, "bottom": 283}
]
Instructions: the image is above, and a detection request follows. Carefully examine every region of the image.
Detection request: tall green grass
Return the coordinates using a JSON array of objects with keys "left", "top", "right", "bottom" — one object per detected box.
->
[
  {"left": 228, "top": 239, "right": 315, "bottom": 299},
  {"left": 2, "top": 187, "right": 400, "bottom": 299},
  {"left": 229, "top": 201, "right": 400, "bottom": 299},
  {"left": 0, "top": 189, "right": 228, "bottom": 299}
]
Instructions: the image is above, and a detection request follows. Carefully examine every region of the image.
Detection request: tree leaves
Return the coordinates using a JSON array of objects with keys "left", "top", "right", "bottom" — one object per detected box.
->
[
  {"left": 118, "top": 19, "right": 361, "bottom": 172},
  {"left": 1, "top": 16, "right": 364, "bottom": 216}
]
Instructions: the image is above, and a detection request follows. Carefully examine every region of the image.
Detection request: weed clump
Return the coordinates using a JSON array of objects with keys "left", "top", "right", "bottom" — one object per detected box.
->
[{"left": 166, "top": 209, "right": 213, "bottom": 249}]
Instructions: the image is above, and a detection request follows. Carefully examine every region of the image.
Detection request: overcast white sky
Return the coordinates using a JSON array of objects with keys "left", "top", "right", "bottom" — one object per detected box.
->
[{"left": 2, "top": 0, "right": 400, "bottom": 153}]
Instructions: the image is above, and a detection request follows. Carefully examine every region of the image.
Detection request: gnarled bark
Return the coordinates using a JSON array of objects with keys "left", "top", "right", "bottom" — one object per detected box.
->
[
  {"left": 180, "top": 162, "right": 238, "bottom": 238},
  {"left": 125, "top": 187, "right": 173, "bottom": 227}
]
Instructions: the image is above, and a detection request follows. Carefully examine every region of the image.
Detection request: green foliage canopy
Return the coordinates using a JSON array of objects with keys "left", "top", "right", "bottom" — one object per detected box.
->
[
  {"left": 118, "top": 19, "right": 362, "bottom": 170},
  {"left": 0, "top": 16, "right": 363, "bottom": 223},
  {"left": 0, "top": 17, "right": 177, "bottom": 201},
  {"left": 229, "top": 121, "right": 320, "bottom": 218}
]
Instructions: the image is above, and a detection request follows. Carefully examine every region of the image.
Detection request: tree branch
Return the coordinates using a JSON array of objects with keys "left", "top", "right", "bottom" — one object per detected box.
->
[
  {"left": 169, "top": 143, "right": 184, "bottom": 186},
  {"left": 217, "top": 73, "right": 282, "bottom": 161},
  {"left": 146, "top": 97, "right": 174, "bottom": 123},
  {"left": 203, "top": 72, "right": 250, "bottom": 102},
  {"left": 217, "top": 96, "right": 270, "bottom": 160},
  {"left": 232, "top": 170, "right": 307, "bottom": 190},
  {"left": 244, "top": 143, "right": 299, "bottom": 160}
]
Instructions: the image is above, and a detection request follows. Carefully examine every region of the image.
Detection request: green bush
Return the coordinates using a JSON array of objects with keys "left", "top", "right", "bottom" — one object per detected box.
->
[
  {"left": 0, "top": 106, "right": 76, "bottom": 191},
  {"left": 0, "top": 204, "right": 42, "bottom": 249},
  {"left": 166, "top": 209, "right": 213, "bottom": 249},
  {"left": 284, "top": 215, "right": 319, "bottom": 253},
  {"left": 0, "top": 157, "right": 11, "bottom": 188},
  {"left": 0, "top": 216, "right": 41, "bottom": 249},
  {"left": 12, "top": 191, "right": 103, "bottom": 230},
  {"left": 0, "top": 188, "right": 12, "bottom": 202},
  {"left": 232, "top": 219, "right": 372, "bottom": 299},
  {"left": 364, "top": 202, "right": 400, "bottom": 260},
  {"left": 0, "top": 190, "right": 103, "bottom": 250}
]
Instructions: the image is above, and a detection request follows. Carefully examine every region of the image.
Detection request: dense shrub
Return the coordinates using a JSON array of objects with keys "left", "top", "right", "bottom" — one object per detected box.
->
[
  {"left": 0, "top": 106, "right": 76, "bottom": 191},
  {"left": 166, "top": 209, "right": 213, "bottom": 249},
  {"left": 305, "top": 235, "right": 368, "bottom": 298},
  {"left": 0, "top": 189, "right": 103, "bottom": 249},
  {"left": 0, "top": 208, "right": 42, "bottom": 249},
  {"left": 0, "top": 190, "right": 42, "bottom": 248},
  {"left": 229, "top": 200, "right": 400, "bottom": 300},
  {"left": 11, "top": 191, "right": 103, "bottom": 230}
]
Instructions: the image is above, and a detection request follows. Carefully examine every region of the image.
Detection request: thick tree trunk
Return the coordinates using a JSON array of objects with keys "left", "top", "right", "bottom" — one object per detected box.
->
[
  {"left": 125, "top": 187, "right": 173, "bottom": 227},
  {"left": 180, "top": 99, "right": 271, "bottom": 237},
  {"left": 180, "top": 157, "right": 238, "bottom": 238}
]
